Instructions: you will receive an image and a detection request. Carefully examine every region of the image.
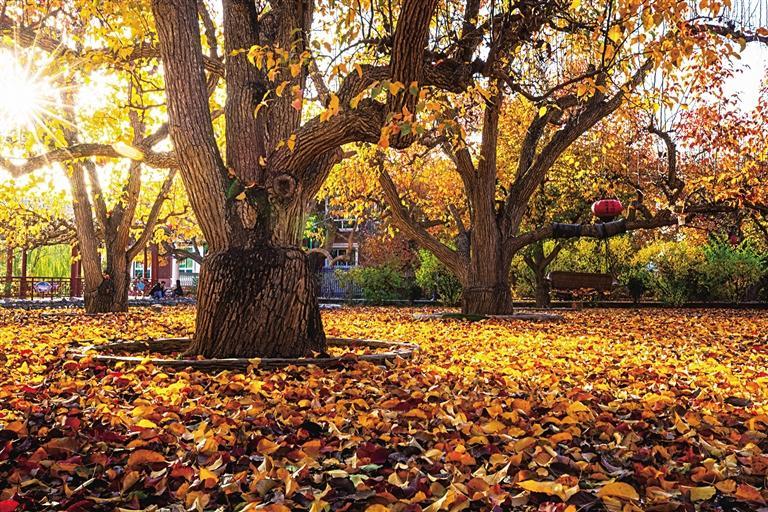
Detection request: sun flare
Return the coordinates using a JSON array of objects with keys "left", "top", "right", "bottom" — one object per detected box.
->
[{"left": 0, "top": 50, "right": 60, "bottom": 137}]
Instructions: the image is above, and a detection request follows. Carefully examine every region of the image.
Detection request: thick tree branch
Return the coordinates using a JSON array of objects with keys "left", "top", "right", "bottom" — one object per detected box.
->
[
  {"left": 152, "top": 0, "right": 230, "bottom": 249},
  {"left": 377, "top": 160, "right": 465, "bottom": 282},
  {"left": 648, "top": 125, "right": 684, "bottom": 202},
  {"left": 84, "top": 160, "right": 109, "bottom": 232},
  {"left": 162, "top": 238, "right": 204, "bottom": 264},
  {"left": 0, "top": 143, "right": 176, "bottom": 177},
  {"left": 127, "top": 168, "right": 178, "bottom": 260},
  {"left": 115, "top": 162, "right": 144, "bottom": 249}
]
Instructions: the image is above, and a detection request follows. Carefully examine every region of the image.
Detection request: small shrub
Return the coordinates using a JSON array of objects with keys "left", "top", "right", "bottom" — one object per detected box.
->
[
  {"left": 338, "top": 264, "right": 409, "bottom": 304},
  {"left": 631, "top": 240, "right": 705, "bottom": 305},
  {"left": 699, "top": 238, "right": 766, "bottom": 302},
  {"left": 415, "top": 250, "right": 462, "bottom": 305}
]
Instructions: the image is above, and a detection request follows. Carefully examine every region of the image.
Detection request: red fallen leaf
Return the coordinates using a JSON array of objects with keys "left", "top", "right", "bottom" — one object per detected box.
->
[
  {"left": 735, "top": 483, "right": 766, "bottom": 504},
  {"left": 0, "top": 500, "right": 19, "bottom": 512},
  {"left": 90, "top": 428, "right": 126, "bottom": 443},
  {"left": 64, "top": 417, "right": 81, "bottom": 430},
  {"left": 357, "top": 443, "right": 390, "bottom": 464},
  {"left": 126, "top": 449, "right": 166, "bottom": 469},
  {"left": 170, "top": 462, "right": 195, "bottom": 480}
]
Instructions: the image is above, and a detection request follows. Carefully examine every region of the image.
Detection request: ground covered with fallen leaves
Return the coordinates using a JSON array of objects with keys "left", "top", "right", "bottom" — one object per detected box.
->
[{"left": 0, "top": 306, "right": 767, "bottom": 512}]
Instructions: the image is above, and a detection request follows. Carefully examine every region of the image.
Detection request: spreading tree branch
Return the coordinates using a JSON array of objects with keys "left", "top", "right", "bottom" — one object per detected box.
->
[
  {"left": 127, "top": 168, "right": 178, "bottom": 260},
  {"left": 377, "top": 157, "right": 465, "bottom": 281}
]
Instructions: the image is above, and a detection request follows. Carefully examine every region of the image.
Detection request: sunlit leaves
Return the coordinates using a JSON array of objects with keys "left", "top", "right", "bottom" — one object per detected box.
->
[{"left": 0, "top": 306, "right": 766, "bottom": 509}]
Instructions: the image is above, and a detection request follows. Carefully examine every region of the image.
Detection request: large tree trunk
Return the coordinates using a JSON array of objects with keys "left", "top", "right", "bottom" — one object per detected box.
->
[
  {"left": 461, "top": 207, "right": 514, "bottom": 315},
  {"left": 462, "top": 278, "right": 514, "bottom": 315},
  {"left": 187, "top": 245, "right": 325, "bottom": 358},
  {"left": 83, "top": 249, "right": 130, "bottom": 314}
]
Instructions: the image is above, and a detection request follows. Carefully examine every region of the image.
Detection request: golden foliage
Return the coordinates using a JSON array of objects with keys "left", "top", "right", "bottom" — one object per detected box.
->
[{"left": 0, "top": 306, "right": 767, "bottom": 510}]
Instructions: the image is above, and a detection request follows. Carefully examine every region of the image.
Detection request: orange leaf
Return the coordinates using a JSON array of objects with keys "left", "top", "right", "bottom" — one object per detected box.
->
[
  {"left": 597, "top": 482, "right": 640, "bottom": 501},
  {"left": 126, "top": 449, "right": 166, "bottom": 469}
]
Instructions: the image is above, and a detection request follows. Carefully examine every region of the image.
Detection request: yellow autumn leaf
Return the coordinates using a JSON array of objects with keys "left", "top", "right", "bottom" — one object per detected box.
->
[
  {"left": 199, "top": 467, "right": 218, "bottom": 486},
  {"left": 689, "top": 486, "right": 716, "bottom": 502},
  {"left": 388, "top": 81, "right": 404, "bottom": 96},
  {"left": 378, "top": 127, "right": 390, "bottom": 149},
  {"left": 597, "top": 482, "right": 640, "bottom": 500},
  {"left": 480, "top": 419, "right": 506, "bottom": 434},
  {"left": 607, "top": 25, "right": 623, "bottom": 43},
  {"left": 257, "top": 438, "right": 280, "bottom": 455},
  {"left": 518, "top": 480, "right": 580, "bottom": 502}
]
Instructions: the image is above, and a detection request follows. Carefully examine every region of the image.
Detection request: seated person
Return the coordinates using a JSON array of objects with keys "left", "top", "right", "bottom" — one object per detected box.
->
[
  {"left": 148, "top": 281, "right": 165, "bottom": 299},
  {"left": 173, "top": 279, "right": 184, "bottom": 297}
]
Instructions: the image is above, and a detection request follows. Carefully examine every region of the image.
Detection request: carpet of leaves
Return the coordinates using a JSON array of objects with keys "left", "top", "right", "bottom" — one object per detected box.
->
[{"left": 0, "top": 306, "right": 767, "bottom": 512}]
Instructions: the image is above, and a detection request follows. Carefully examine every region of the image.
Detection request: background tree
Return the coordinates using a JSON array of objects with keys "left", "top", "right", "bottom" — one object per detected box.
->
[
  {"left": 372, "top": 0, "right": 768, "bottom": 314},
  {"left": 0, "top": 2, "right": 182, "bottom": 312}
]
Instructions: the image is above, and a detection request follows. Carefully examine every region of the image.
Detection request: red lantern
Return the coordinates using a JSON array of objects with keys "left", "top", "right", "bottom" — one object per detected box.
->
[{"left": 591, "top": 199, "right": 623, "bottom": 221}]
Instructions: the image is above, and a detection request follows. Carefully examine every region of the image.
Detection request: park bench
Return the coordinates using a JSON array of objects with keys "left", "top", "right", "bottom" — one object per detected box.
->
[{"left": 547, "top": 271, "right": 617, "bottom": 300}]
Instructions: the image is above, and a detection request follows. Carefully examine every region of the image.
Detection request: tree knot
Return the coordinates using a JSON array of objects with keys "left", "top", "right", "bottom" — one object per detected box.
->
[{"left": 269, "top": 173, "right": 298, "bottom": 202}]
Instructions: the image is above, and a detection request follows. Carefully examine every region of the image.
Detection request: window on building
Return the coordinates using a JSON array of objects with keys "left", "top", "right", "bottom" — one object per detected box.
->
[
  {"left": 329, "top": 248, "right": 357, "bottom": 267},
  {"left": 334, "top": 218, "right": 356, "bottom": 231},
  {"left": 178, "top": 258, "right": 196, "bottom": 274},
  {"left": 132, "top": 261, "right": 150, "bottom": 280}
]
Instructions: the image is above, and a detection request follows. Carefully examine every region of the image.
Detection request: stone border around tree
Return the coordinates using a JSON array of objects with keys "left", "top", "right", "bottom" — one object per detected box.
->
[{"left": 67, "top": 336, "right": 419, "bottom": 371}]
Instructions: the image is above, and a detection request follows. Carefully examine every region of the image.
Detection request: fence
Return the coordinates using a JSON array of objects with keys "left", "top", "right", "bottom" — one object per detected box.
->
[
  {"left": 177, "top": 273, "right": 199, "bottom": 295},
  {"left": 0, "top": 271, "right": 357, "bottom": 301},
  {"left": 1, "top": 276, "right": 83, "bottom": 300},
  {"left": 317, "top": 267, "right": 362, "bottom": 299}
]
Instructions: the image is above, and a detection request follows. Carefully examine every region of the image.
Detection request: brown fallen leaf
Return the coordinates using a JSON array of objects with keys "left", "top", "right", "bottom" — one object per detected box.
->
[{"left": 126, "top": 449, "right": 166, "bottom": 469}]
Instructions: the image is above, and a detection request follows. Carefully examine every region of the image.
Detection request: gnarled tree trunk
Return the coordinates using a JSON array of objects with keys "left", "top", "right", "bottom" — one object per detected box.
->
[
  {"left": 462, "top": 223, "right": 514, "bottom": 315},
  {"left": 85, "top": 247, "right": 130, "bottom": 313},
  {"left": 189, "top": 245, "right": 324, "bottom": 358},
  {"left": 152, "top": 0, "right": 440, "bottom": 358}
]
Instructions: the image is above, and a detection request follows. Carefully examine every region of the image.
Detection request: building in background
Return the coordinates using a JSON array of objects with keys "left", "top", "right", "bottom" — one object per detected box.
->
[
  {"left": 130, "top": 244, "right": 204, "bottom": 294},
  {"left": 327, "top": 218, "right": 359, "bottom": 267}
]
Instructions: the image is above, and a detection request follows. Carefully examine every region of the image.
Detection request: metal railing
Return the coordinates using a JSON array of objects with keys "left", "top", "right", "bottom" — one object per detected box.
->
[
  {"left": 0, "top": 270, "right": 359, "bottom": 301},
  {"left": 317, "top": 268, "right": 362, "bottom": 299},
  {"left": 0, "top": 276, "right": 83, "bottom": 300}
]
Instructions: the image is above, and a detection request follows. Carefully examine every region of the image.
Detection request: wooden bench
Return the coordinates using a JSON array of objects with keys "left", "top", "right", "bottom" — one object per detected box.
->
[{"left": 547, "top": 271, "right": 616, "bottom": 298}]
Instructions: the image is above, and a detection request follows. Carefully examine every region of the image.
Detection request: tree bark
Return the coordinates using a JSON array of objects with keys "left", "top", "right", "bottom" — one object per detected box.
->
[
  {"left": 462, "top": 225, "right": 514, "bottom": 315},
  {"left": 187, "top": 245, "right": 324, "bottom": 358},
  {"left": 85, "top": 254, "right": 130, "bottom": 313},
  {"left": 462, "top": 280, "right": 514, "bottom": 315},
  {"left": 533, "top": 271, "right": 551, "bottom": 308}
]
